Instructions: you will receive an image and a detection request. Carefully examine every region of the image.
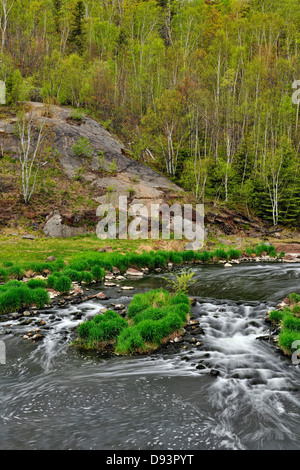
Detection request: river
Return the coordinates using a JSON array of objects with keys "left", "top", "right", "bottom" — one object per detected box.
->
[{"left": 0, "top": 263, "right": 299, "bottom": 450}]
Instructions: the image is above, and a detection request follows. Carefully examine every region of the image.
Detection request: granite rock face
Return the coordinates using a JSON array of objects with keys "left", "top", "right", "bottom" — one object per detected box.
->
[{"left": 0, "top": 102, "right": 183, "bottom": 237}]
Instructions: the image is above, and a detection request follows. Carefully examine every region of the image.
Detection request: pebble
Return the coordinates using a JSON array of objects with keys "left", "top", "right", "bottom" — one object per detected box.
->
[{"left": 174, "top": 336, "right": 184, "bottom": 343}]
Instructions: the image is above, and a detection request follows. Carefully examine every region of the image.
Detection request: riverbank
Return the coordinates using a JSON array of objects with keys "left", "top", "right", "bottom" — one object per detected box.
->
[
  {"left": 0, "top": 238, "right": 297, "bottom": 316},
  {"left": 0, "top": 233, "right": 299, "bottom": 265}
]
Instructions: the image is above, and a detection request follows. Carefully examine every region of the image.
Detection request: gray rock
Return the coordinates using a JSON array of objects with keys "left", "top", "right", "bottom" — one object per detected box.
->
[
  {"left": 46, "top": 256, "right": 56, "bottom": 262},
  {"left": 0, "top": 103, "right": 183, "bottom": 238},
  {"left": 43, "top": 210, "right": 89, "bottom": 238}
]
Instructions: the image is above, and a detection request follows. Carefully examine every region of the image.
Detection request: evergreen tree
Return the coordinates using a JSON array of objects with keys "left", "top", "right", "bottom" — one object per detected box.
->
[
  {"left": 53, "top": 0, "right": 62, "bottom": 34},
  {"left": 68, "top": 0, "right": 86, "bottom": 55}
]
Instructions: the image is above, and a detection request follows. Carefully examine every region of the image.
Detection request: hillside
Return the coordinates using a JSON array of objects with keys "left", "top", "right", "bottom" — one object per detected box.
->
[
  {"left": 0, "top": 102, "right": 183, "bottom": 235},
  {"left": 0, "top": 0, "right": 300, "bottom": 235}
]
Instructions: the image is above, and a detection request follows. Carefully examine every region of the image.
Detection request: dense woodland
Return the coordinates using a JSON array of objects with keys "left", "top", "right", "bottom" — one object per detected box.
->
[{"left": 1, "top": 0, "right": 300, "bottom": 227}]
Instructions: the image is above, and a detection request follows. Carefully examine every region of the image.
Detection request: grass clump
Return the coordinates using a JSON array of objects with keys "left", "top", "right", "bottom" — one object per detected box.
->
[
  {"left": 26, "top": 278, "right": 47, "bottom": 289},
  {"left": 278, "top": 329, "right": 300, "bottom": 355},
  {"left": 115, "top": 328, "right": 146, "bottom": 355},
  {"left": 53, "top": 275, "right": 72, "bottom": 293},
  {"left": 77, "top": 310, "right": 128, "bottom": 348},
  {"left": 0, "top": 282, "right": 50, "bottom": 314},
  {"left": 268, "top": 293, "right": 300, "bottom": 356}
]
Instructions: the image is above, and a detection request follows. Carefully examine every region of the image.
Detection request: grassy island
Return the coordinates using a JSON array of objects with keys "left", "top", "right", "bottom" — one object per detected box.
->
[{"left": 74, "top": 289, "right": 191, "bottom": 355}]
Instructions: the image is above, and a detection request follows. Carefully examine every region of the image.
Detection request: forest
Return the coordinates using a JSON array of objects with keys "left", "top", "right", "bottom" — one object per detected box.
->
[{"left": 1, "top": 0, "right": 300, "bottom": 227}]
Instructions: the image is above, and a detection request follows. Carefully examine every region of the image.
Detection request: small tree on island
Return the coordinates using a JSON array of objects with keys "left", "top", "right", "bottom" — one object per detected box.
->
[{"left": 166, "top": 269, "right": 195, "bottom": 295}]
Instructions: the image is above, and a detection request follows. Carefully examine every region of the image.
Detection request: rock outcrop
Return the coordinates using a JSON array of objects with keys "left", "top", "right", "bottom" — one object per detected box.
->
[{"left": 0, "top": 102, "right": 183, "bottom": 237}]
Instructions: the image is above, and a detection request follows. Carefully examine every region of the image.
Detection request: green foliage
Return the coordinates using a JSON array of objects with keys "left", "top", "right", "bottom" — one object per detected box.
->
[
  {"left": 0, "top": 282, "right": 50, "bottom": 314},
  {"left": 53, "top": 275, "right": 72, "bottom": 293},
  {"left": 26, "top": 279, "right": 47, "bottom": 289},
  {"left": 289, "top": 293, "right": 300, "bottom": 304},
  {"left": 91, "top": 265, "right": 105, "bottom": 281},
  {"left": 70, "top": 108, "right": 85, "bottom": 121},
  {"left": 228, "top": 249, "right": 241, "bottom": 260},
  {"left": 81, "top": 271, "right": 93, "bottom": 284},
  {"left": 115, "top": 328, "right": 145, "bottom": 355},
  {"left": 68, "top": 0, "right": 86, "bottom": 54},
  {"left": 78, "top": 310, "right": 128, "bottom": 346},
  {"left": 269, "top": 293, "right": 300, "bottom": 355},
  {"left": 0, "top": 268, "right": 8, "bottom": 282},
  {"left": 282, "top": 315, "right": 300, "bottom": 332},
  {"left": 72, "top": 137, "right": 93, "bottom": 158},
  {"left": 1, "top": 0, "right": 300, "bottom": 228},
  {"left": 62, "top": 268, "right": 83, "bottom": 282},
  {"left": 268, "top": 310, "right": 285, "bottom": 323},
  {"left": 278, "top": 329, "right": 300, "bottom": 354},
  {"left": 213, "top": 248, "right": 228, "bottom": 260},
  {"left": 6, "top": 69, "right": 23, "bottom": 105},
  {"left": 166, "top": 269, "right": 195, "bottom": 295}
]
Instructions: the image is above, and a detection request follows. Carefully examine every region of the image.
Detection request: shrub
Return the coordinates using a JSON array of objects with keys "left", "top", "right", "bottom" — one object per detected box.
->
[
  {"left": 71, "top": 109, "right": 85, "bottom": 122},
  {"left": 173, "top": 303, "right": 190, "bottom": 322},
  {"left": 133, "top": 306, "right": 169, "bottom": 324},
  {"left": 0, "top": 284, "right": 49, "bottom": 314},
  {"left": 163, "top": 312, "right": 183, "bottom": 331},
  {"left": 171, "top": 292, "right": 190, "bottom": 305},
  {"left": 166, "top": 269, "right": 195, "bottom": 294},
  {"left": 69, "top": 260, "right": 89, "bottom": 272},
  {"left": 180, "top": 251, "right": 196, "bottom": 262},
  {"left": 136, "top": 320, "right": 167, "bottom": 344},
  {"left": 76, "top": 288, "right": 190, "bottom": 354},
  {"left": 169, "top": 253, "right": 183, "bottom": 264},
  {"left": 72, "top": 137, "right": 93, "bottom": 158}
]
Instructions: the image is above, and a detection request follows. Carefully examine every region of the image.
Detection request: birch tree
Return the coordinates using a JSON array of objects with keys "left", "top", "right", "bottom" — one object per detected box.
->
[
  {"left": 17, "top": 114, "right": 45, "bottom": 204},
  {"left": 0, "top": 0, "right": 13, "bottom": 53}
]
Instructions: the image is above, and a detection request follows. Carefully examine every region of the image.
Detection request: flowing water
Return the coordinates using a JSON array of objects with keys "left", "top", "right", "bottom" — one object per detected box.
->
[{"left": 0, "top": 263, "right": 299, "bottom": 450}]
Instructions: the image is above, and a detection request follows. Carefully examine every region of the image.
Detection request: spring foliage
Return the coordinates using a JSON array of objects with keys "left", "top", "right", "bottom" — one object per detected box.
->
[{"left": 2, "top": 0, "right": 300, "bottom": 226}]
